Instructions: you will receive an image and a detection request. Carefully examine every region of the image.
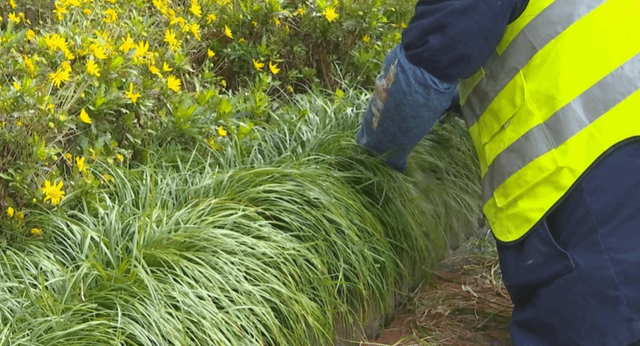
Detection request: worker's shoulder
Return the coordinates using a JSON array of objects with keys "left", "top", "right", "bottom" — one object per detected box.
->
[{"left": 510, "top": 0, "right": 530, "bottom": 23}]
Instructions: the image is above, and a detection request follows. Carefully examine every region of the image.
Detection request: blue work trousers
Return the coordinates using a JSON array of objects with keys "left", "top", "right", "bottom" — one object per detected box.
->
[{"left": 496, "top": 140, "right": 640, "bottom": 346}]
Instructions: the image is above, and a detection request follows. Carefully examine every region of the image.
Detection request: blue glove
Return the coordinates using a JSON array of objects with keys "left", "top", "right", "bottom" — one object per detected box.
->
[{"left": 356, "top": 44, "right": 458, "bottom": 172}]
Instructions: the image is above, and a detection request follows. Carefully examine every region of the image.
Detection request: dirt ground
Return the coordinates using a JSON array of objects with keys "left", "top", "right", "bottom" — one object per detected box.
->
[{"left": 363, "top": 231, "right": 514, "bottom": 346}]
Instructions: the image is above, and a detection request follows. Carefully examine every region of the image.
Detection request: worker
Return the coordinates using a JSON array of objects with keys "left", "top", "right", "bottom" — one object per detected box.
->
[{"left": 356, "top": 0, "right": 640, "bottom": 345}]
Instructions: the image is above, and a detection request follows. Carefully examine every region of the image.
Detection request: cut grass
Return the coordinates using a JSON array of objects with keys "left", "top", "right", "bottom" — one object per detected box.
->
[
  {"left": 366, "top": 230, "right": 513, "bottom": 346},
  {"left": 0, "top": 87, "right": 481, "bottom": 345}
]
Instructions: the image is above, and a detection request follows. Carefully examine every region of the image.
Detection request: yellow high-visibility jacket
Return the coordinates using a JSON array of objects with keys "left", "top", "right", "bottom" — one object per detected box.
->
[{"left": 458, "top": 0, "right": 640, "bottom": 243}]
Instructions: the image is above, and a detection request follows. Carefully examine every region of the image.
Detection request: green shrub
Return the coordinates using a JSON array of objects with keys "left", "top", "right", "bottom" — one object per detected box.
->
[{"left": 1, "top": 0, "right": 416, "bottom": 238}]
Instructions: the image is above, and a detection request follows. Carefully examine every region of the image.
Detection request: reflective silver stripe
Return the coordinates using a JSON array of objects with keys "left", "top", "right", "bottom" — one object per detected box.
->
[
  {"left": 462, "top": 0, "right": 607, "bottom": 127},
  {"left": 482, "top": 52, "right": 640, "bottom": 203}
]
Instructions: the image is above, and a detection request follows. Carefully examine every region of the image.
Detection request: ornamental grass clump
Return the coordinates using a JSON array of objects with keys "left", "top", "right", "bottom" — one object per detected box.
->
[
  {"left": 0, "top": 87, "right": 480, "bottom": 345},
  {"left": 1, "top": 0, "right": 481, "bottom": 343}
]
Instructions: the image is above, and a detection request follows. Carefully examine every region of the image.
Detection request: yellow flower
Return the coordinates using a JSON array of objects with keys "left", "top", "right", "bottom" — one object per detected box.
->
[
  {"left": 167, "top": 75, "right": 181, "bottom": 92},
  {"left": 164, "top": 29, "right": 179, "bottom": 51},
  {"left": 12, "top": 81, "right": 20, "bottom": 91},
  {"left": 65, "top": 153, "right": 73, "bottom": 162},
  {"left": 362, "top": 34, "right": 371, "bottom": 43},
  {"left": 8, "top": 12, "right": 20, "bottom": 24},
  {"left": 30, "top": 228, "right": 43, "bottom": 237},
  {"left": 119, "top": 34, "right": 135, "bottom": 53},
  {"left": 26, "top": 30, "right": 36, "bottom": 41},
  {"left": 170, "top": 16, "right": 185, "bottom": 27},
  {"left": 224, "top": 25, "right": 233, "bottom": 39},
  {"left": 83, "top": 8, "right": 92, "bottom": 15},
  {"left": 103, "top": 8, "right": 117, "bottom": 23},
  {"left": 252, "top": 58, "right": 264, "bottom": 71},
  {"left": 269, "top": 61, "right": 280, "bottom": 75},
  {"left": 322, "top": 6, "right": 339, "bottom": 22},
  {"left": 207, "top": 49, "right": 215, "bottom": 58},
  {"left": 41, "top": 180, "right": 65, "bottom": 206},
  {"left": 23, "top": 56, "right": 35, "bottom": 76},
  {"left": 79, "top": 108, "right": 92, "bottom": 124},
  {"left": 116, "top": 153, "right": 124, "bottom": 163},
  {"left": 207, "top": 137, "right": 219, "bottom": 149},
  {"left": 53, "top": 3, "right": 67, "bottom": 21},
  {"left": 287, "top": 84, "right": 294, "bottom": 93},
  {"left": 64, "top": 49, "right": 75, "bottom": 60},
  {"left": 217, "top": 126, "right": 227, "bottom": 137},
  {"left": 295, "top": 6, "right": 306, "bottom": 16},
  {"left": 7, "top": 207, "right": 14, "bottom": 218},
  {"left": 102, "top": 173, "right": 115, "bottom": 184},
  {"left": 190, "top": 0, "right": 202, "bottom": 17},
  {"left": 162, "top": 62, "right": 172, "bottom": 72},
  {"left": 86, "top": 59, "right": 100, "bottom": 76},
  {"left": 181, "top": 23, "right": 192, "bottom": 33},
  {"left": 165, "top": 8, "right": 176, "bottom": 20},
  {"left": 207, "top": 13, "right": 217, "bottom": 24},
  {"left": 152, "top": 0, "right": 167, "bottom": 11},
  {"left": 90, "top": 43, "right": 107, "bottom": 59},
  {"left": 9, "top": 0, "right": 16, "bottom": 9},
  {"left": 125, "top": 83, "right": 141, "bottom": 105},
  {"left": 220, "top": 79, "right": 226, "bottom": 87},
  {"left": 149, "top": 64, "right": 163, "bottom": 78},
  {"left": 45, "top": 33, "right": 68, "bottom": 53},
  {"left": 88, "top": 147, "right": 99, "bottom": 161},
  {"left": 273, "top": 17, "right": 281, "bottom": 26},
  {"left": 76, "top": 156, "right": 88, "bottom": 173},
  {"left": 190, "top": 23, "right": 201, "bottom": 40},
  {"left": 133, "top": 41, "right": 150, "bottom": 63},
  {"left": 49, "top": 66, "right": 71, "bottom": 88}
]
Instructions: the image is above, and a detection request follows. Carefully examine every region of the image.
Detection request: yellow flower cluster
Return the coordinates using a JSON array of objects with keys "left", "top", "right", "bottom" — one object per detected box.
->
[
  {"left": 0, "top": 0, "right": 397, "bottom": 231},
  {"left": 45, "top": 33, "right": 75, "bottom": 60}
]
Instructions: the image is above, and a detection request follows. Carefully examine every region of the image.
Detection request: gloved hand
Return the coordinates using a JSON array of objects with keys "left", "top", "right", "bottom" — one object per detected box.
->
[{"left": 356, "top": 44, "right": 458, "bottom": 172}]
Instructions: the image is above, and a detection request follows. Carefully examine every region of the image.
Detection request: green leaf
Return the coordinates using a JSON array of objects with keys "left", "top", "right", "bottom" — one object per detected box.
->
[
  {"left": 217, "top": 98, "right": 233, "bottom": 118},
  {"left": 110, "top": 56, "right": 124, "bottom": 70}
]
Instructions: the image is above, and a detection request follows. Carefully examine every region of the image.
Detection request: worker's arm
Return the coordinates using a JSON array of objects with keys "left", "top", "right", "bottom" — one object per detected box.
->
[{"left": 357, "top": 0, "right": 529, "bottom": 172}]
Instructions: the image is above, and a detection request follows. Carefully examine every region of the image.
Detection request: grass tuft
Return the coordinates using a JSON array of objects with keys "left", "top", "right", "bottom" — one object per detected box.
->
[{"left": 0, "top": 86, "right": 480, "bottom": 345}]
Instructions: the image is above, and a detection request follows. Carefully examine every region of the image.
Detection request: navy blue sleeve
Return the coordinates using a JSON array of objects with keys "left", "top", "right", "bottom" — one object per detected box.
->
[{"left": 401, "top": 0, "right": 529, "bottom": 83}]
